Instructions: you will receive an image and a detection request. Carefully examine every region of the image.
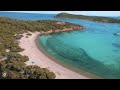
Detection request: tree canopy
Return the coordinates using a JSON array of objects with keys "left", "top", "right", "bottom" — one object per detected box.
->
[{"left": 0, "top": 17, "right": 83, "bottom": 79}]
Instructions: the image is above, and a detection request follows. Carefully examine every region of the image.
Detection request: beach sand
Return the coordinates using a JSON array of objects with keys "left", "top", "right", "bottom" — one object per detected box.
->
[{"left": 18, "top": 31, "right": 90, "bottom": 79}]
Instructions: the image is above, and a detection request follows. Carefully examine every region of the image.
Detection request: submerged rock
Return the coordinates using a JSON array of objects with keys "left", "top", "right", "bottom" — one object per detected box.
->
[
  {"left": 113, "top": 32, "right": 120, "bottom": 36},
  {"left": 44, "top": 37, "right": 120, "bottom": 78},
  {"left": 112, "top": 43, "right": 120, "bottom": 48}
]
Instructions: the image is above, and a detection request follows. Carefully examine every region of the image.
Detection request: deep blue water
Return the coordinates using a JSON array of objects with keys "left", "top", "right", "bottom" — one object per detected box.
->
[
  {"left": 1, "top": 12, "right": 120, "bottom": 78},
  {"left": 0, "top": 12, "right": 55, "bottom": 20}
]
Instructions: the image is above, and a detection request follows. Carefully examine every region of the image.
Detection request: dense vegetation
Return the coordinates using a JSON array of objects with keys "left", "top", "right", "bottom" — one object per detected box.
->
[
  {"left": 0, "top": 17, "right": 83, "bottom": 79},
  {"left": 55, "top": 13, "right": 120, "bottom": 23}
]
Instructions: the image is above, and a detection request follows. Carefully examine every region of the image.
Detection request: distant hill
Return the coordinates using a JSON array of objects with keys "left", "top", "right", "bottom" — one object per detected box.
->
[{"left": 55, "top": 13, "right": 120, "bottom": 23}]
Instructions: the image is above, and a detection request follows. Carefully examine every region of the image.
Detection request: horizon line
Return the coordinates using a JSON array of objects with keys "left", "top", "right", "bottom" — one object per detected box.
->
[{"left": 1, "top": 11, "right": 120, "bottom": 17}]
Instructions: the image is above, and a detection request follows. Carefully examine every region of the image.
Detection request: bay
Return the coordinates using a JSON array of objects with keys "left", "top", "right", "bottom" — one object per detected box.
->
[{"left": 1, "top": 12, "right": 120, "bottom": 78}]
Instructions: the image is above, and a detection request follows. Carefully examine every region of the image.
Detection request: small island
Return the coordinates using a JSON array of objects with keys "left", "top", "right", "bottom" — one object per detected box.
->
[
  {"left": 0, "top": 17, "right": 85, "bottom": 79},
  {"left": 55, "top": 13, "right": 120, "bottom": 23}
]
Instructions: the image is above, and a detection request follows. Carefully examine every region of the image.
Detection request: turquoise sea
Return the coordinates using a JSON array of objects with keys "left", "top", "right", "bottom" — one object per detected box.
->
[{"left": 1, "top": 12, "right": 120, "bottom": 78}]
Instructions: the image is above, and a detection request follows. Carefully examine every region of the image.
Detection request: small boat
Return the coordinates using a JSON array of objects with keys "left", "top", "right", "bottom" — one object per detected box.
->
[{"left": 113, "top": 32, "right": 120, "bottom": 35}]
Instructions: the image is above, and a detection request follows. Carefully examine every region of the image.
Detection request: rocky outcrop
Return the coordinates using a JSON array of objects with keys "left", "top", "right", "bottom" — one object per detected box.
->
[
  {"left": 113, "top": 32, "right": 120, "bottom": 36},
  {"left": 40, "top": 26, "right": 85, "bottom": 35}
]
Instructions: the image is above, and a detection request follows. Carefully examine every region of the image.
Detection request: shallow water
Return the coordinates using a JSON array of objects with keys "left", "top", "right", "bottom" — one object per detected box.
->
[
  {"left": 38, "top": 17, "right": 120, "bottom": 79},
  {"left": 1, "top": 12, "right": 120, "bottom": 78}
]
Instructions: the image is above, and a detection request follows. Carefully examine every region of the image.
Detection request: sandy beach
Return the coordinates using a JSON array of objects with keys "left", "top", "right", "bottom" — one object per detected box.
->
[{"left": 18, "top": 31, "right": 90, "bottom": 79}]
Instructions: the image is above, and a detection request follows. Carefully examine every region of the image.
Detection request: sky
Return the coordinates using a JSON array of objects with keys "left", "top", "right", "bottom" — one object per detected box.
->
[{"left": 5, "top": 11, "right": 120, "bottom": 16}]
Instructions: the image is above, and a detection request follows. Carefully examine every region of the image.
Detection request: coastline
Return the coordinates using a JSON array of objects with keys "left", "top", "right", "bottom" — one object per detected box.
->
[
  {"left": 18, "top": 31, "right": 99, "bottom": 79},
  {"left": 55, "top": 17, "right": 120, "bottom": 24},
  {"left": 39, "top": 26, "right": 85, "bottom": 35},
  {"left": 36, "top": 34, "right": 101, "bottom": 79}
]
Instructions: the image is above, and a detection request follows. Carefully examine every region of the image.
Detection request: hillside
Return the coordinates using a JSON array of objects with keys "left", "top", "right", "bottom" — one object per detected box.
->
[
  {"left": 55, "top": 13, "right": 120, "bottom": 23},
  {"left": 0, "top": 17, "right": 84, "bottom": 79}
]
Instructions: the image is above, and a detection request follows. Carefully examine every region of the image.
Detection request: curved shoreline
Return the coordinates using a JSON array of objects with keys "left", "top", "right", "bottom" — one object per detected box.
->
[
  {"left": 36, "top": 34, "right": 102, "bottom": 79},
  {"left": 18, "top": 31, "right": 100, "bottom": 79}
]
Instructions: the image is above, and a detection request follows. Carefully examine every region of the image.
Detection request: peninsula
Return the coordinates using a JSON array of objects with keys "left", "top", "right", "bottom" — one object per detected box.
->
[
  {"left": 55, "top": 13, "right": 120, "bottom": 23},
  {"left": 0, "top": 17, "right": 86, "bottom": 79}
]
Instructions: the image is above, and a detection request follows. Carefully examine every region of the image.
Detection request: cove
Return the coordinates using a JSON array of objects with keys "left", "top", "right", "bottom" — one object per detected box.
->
[
  {"left": 38, "top": 19, "right": 120, "bottom": 79},
  {"left": 1, "top": 12, "right": 120, "bottom": 78}
]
